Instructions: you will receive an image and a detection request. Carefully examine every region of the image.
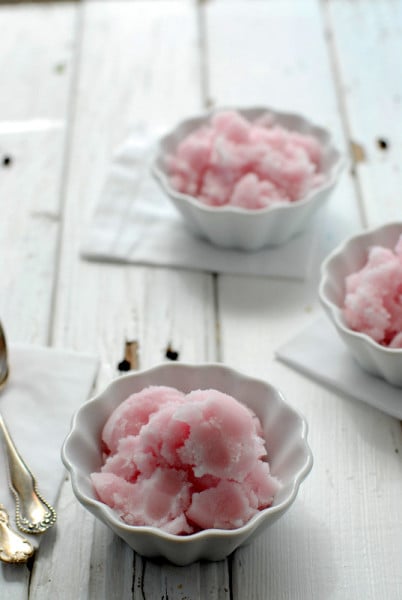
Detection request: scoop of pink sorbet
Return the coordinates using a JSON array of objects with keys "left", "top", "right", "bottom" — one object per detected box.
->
[
  {"left": 166, "top": 110, "right": 324, "bottom": 210},
  {"left": 343, "top": 235, "right": 402, "bottom": 347},
  {"left": 91, "top": 386, "right": 280, "bottom": 535}
]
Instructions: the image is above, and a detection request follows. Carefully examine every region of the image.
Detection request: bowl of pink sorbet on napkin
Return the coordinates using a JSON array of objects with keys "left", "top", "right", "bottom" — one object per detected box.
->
[
  {"left": 152, "top": 107, "right": 343, "bottom": 251},
  {"left": 62, "top": 363, "right": 312, "bottom": 565},
  {"left": 319, "top": 222, "right": 402, "bottom": 386}
]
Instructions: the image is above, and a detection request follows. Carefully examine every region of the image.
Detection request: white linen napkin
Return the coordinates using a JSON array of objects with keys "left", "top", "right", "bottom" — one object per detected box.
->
[
  {"left": 80, "top": 136, "right": 320, "bottom": 279},
  {"left": 0, "top": 343, "right": 98, "bottom": 548},
  {"left": 275, "top": 316, "right": 402, "bottom": 420}
]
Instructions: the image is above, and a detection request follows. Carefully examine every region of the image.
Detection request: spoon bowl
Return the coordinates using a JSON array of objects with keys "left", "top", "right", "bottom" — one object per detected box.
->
[
  {"left": 0, "top": 323, "right": 9, "bottom": 390},
  {"left": 0, "top": 503, "right": 34, "bottom": 563}
]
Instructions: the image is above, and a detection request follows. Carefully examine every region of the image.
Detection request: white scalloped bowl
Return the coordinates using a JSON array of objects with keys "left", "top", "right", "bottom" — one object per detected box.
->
[
  {"left": 319, "top": 222, "right": 402, "bottom": 386},
  {"left": 152, "top": 106, "right": 343, "bottom": 251},
  {"left": 62, "top": 363, "right": 312, "bottom": 565}
]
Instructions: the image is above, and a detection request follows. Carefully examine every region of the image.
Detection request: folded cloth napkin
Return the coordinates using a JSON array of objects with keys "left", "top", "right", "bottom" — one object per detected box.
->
[
  {"left": 0, "top": 343, "right": 98, "bottom": 548},
  {"left": 80, "top": 136, "right": 320, "bottom": 279},
  {"left": 275, "top": 316, "right": 402, "bottom": 420}
]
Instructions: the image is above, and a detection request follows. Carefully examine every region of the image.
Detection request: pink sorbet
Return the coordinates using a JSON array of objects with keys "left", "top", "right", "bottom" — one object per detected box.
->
[
  {"left": 91, "top": 385, "right": 280, "bottom": 535},
  {"left": 166, "top": 110, "right": 325, "bottom": 210},
  {"left": 343, "top": 235, "right": 402, "bottom": 347}
]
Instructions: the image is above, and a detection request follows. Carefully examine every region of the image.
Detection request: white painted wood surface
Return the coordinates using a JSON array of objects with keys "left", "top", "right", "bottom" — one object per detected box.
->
[{"left": 0, "top": 1, "right": 401, "bottom": 598}]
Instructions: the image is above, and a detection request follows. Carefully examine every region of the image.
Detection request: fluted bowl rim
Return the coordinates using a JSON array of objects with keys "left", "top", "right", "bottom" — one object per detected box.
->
[
  {"left": 152, "top": 105, "right": 344, "bottom": 216},
  {"left": 62, "top": 362, "right": 313, "bottom": 563},
  {"left": 319, "top": 221, "right": 402, "bottom": 355}
]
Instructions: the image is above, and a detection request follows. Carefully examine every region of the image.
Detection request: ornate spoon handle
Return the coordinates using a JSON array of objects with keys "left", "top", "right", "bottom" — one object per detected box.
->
[{"left": 0, "top": 415, "right": 56, "bottom": 534}]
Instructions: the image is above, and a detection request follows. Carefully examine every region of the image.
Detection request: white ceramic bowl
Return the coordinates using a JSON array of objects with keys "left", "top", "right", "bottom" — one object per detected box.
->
[
  {"left": 319, "top": 222, "right": 402, "bottom": 386},
  {"left": 62, "top": 363, "right": 312, "bottom": 565},
  {"left": 152, "top": 106, "right": 343, "bottom": 251}
]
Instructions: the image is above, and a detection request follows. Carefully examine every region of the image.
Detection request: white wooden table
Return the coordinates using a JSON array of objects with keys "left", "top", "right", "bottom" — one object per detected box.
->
[{"left": 1, "top": 1, "right": 401, "bottom": 598}]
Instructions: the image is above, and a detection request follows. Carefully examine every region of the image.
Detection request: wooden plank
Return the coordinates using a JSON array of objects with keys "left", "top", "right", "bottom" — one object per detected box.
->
[
  {"left": 29, "top": 484, "right": 95, "bottom": 599},
  {"left": 88, "top": 521, "right": 134, "bottom": 599},
  {"left": 205, "top": 1, "right": 402, "bottom": 599},
  {"left": 134, "top": 557, "right": 230, "bottom": 600},
  {"left": 325, "top": 0, "right": 402, "bottom": 227},
  {"left": 30, "top": 2, "right": 223, "bottom": 598},
  {"left": 0, "top": 2, "right": 75, "bottom": 344},
  {"left": 205, "top": 0, "right": 360, "bottom": 280},
  {"left": 0, "top": 3, "right": 74, "bottom": 120},
  {"left": 205, "top": 0, "right": 359, "bottom": 361},
  {"left": 51, "top": 0, "right": 217, "bottom": 366},
  {"left": 0, "top": 2, "right": 76, "bottom": 598}
]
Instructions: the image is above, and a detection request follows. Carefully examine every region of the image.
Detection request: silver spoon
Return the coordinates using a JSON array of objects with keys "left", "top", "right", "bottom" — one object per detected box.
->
[
  {"left": 0, "top": 322, "right": 57, "bottom": 536},
  {"left": 0, "top": 503, "right": 34, "bottom": 564}
]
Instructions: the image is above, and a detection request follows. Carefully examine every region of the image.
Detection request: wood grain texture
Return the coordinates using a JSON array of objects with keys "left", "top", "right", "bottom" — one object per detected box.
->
[
  {"left": 0, "top": 3, "right": 76, "bottom": 344},
  {"left": 325, "top": 0, "right": 402, "bottom": 228},
  {"left": 206, "top": 1, "right": 402, "bottom": 598},
  {"left": 1, "top": 0, "right": 402, "bottom": 598},
  {"left": 31, "top": 1, "right": 219, "bottom": 598},
  {"left": 133, "top": 557, "right": 230, "bottom": 600},
  {"left": 0, "top": 3, "right": 75, "bottom": 595}
]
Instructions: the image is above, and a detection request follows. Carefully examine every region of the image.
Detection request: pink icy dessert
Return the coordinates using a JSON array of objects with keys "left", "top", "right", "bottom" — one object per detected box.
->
[
  {"left": 166, "top": 110, "right": 325, "bottom": 210},
  {"left": 91, "top": 385, "right": 280, "bottom": 535},
  {"left": 343, "top": 235, "right": 402, "bottom": 348}
]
